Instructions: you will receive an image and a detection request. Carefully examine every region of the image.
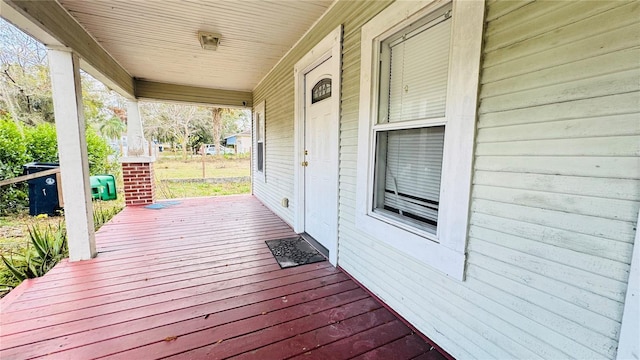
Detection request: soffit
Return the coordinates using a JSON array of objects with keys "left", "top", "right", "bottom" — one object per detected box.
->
[{"left": 58, "top": 0, "right": 333, "bottom": 92}]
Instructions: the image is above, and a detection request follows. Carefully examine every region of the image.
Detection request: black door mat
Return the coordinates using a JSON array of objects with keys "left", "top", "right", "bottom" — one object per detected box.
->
[{"left": 265, "top": 236, "right": 326, "bottom": 269}]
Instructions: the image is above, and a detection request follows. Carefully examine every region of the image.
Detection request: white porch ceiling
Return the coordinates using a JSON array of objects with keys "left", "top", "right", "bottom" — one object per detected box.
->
[{"left": 58, "top": 0, "right": 333, "bottom": 92}]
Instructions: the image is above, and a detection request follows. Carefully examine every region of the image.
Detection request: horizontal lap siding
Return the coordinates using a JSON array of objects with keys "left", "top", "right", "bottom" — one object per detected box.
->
[
  {"left": 474, "top": 0, "right": 638, "bottom": 357},
  {"left": 255, "top": 0, "right": 639, "bottom": 359},
  {"left": 338, "top": 1, "right": 639, "bottom": 359}
]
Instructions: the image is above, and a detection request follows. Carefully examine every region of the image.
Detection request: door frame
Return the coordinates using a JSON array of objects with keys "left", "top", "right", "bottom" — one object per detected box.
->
[{"left": 293, "top": 25, "right": 342, "bottom": 266}]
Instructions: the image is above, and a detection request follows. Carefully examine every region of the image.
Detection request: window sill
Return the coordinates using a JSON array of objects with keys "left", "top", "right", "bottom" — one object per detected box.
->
[
  {"left": 355, "top": 210, "right": 465, "bottom": 280},
  {"left": 370, "top": 209, "right": 438, "bottom": 241}
]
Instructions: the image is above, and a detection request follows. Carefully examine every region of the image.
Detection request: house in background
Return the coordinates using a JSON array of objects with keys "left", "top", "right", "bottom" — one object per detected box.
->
[
  {"left": 224, "top": 130, "right": 251, "bottom": 154},
  {"left": 1, "top": 0, "right": 637, "bottom": 359}
]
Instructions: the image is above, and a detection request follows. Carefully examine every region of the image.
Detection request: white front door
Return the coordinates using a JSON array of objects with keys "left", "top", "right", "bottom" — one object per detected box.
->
[{"left": 303, "top": 58, "right": 338, "bottom": 255}]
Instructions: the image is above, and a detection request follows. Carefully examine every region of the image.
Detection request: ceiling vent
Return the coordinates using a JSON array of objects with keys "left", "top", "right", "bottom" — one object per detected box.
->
[{"left": 198, "top": 31, "right": 221, "bottom": 51}]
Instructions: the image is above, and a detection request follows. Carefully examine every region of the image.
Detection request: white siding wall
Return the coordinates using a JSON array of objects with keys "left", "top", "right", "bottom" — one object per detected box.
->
[{"left": 255, "top": 0, "right": 640, "bottom": 358}]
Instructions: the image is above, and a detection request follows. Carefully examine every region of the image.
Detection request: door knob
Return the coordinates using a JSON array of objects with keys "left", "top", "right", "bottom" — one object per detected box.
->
[{"left": 301, "top": 161, "right": 308, "bottom": 167}]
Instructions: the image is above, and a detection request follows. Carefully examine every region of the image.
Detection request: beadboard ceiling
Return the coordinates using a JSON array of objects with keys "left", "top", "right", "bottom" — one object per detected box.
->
[{"left": 58, "top": 0, "right": 333, "bottom": 92}]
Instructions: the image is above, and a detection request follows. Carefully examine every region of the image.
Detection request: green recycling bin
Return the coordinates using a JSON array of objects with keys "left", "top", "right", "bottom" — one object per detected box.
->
[{"left": 90, "top": 175, "right": 117, "bottom": 201}]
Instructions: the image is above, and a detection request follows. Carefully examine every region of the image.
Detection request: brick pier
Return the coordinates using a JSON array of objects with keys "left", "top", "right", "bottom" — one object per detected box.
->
[{"left": 122, "top": 162, "right": 155, "bottom": 206}]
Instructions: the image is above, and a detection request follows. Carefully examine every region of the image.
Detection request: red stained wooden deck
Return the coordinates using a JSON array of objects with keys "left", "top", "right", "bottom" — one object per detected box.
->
[{"left": 0, "top": 195, "right": 445, "bottom": 360}]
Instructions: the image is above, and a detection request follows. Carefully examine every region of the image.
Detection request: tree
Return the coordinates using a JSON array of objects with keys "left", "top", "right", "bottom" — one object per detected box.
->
[
  {"left": 211, "top": 108, "right": 224, "bottom": 155},
  {"left": 1, "top": 19, "right": 52, "bottom": 125},
  {"left": 1, "top": 19, "right": 126, "bottom": 131},
  {"left": 99, "top": 116, "right": 126, "bottom": 155},
  {"left": 210, "top": 108, "right": 251, "bottom": 154},
  {"left": 141, "top": 102, "right": 209, "bottom": 160}
]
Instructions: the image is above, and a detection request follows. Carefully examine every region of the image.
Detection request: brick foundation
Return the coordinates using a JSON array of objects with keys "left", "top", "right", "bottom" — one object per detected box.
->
[{"left": 122, "top": 162, "right": 155, "bottom": 206}]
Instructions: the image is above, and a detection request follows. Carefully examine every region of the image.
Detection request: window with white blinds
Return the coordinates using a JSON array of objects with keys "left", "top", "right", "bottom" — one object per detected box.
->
[
  {"left": 357, "top": 0, "right": 483, "bottom": 277},
  {"left": 379, "top": 9, "right": 452, "bottom": 124},
  {"left": 374, "top": 126, "right": 444, "bottom": 232},
  {"left": 372, "top": 5, "right": 451, "bottom": 234}
]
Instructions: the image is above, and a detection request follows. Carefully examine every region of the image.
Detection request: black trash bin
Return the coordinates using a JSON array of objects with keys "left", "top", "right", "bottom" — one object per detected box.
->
[{"left": 23, "top": 162, "right": 61, "bottom": 216}]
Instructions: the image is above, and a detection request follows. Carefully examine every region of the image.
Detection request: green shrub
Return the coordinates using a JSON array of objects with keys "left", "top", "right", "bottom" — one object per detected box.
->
[
  {"left": 0, "top": 118, "right": 28, "bottom": 178},
  {"left": 22, "top": 122, "right": 114, "bottom": 175},
  {"left": 24, "top": 122, "right": 58, "bottom": 163},
  {"left": 85, "top": 126, "right": 113, "bottom": 175},
  {"left": 0, "top": 118, "right": 29, "bottom": 215},
  {"left": 0, "top": 184, "right": 28, "bottom": 215}
]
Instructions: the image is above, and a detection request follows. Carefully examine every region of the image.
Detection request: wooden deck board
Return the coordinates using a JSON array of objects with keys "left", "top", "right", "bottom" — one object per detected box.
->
[
  {"left": 1, "top": 262, "right": 318, "bottom": 324},
  {"left": 0, "top": 195, "right": 439, "bottom": 359},
  {"left": 351, "top": 334, "right": 433, "bottom": 360},
  {"left": 6, "top": 255, "right": 280, "bottom": 308},
  {"left": 1, "top": 270, "right": 346, "bottom": 348}
]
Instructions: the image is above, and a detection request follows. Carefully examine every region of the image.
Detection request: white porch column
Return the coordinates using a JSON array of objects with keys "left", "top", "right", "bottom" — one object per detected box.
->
[
  {"left": 47, "top": 48, "right": 96, "bottom": 261},
  {"left": 121, "top": 100, "right": 156, "bottom": 206},
  {"left": 125, "top": 100, "right": 147, "bottom": 157}
]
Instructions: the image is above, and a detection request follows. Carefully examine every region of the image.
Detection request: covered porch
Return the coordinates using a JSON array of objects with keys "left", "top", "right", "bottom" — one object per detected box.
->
[
  {"left": 0, "top": 195, "right": 446, "bottom": 359},
  {"left": 2, "top": 0, "right": 638, "bottom": 358}
]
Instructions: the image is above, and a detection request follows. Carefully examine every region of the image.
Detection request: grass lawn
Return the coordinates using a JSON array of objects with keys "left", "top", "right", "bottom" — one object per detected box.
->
[
  {"left": 154, "top": 153, "right": 251, "bottom": 200},
  {"left": 154, "top": 153, "right": 250, "bottom": 179},
  {"left": 156, "top": 181, "right": 251, "bottom": 200}
]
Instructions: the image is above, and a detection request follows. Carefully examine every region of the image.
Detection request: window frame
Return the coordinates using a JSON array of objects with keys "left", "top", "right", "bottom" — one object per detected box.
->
[
  {"left": 355, "top": 0, "right": 484, "bottom": 280},
  {"left": 254, "top": 100, "right": 266, "bottom": 182}
]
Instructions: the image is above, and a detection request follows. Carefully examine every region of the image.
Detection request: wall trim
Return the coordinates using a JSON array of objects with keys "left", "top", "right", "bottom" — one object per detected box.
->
[{"left": 616, "top": 209, "right": 639, "bottom": 359}]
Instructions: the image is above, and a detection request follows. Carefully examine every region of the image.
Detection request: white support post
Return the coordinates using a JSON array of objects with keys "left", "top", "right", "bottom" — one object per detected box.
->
[
  {"left": 125, "top": 100, "right": 148, "bottom": 158},
  {"left": 47, "top": 48, "right": 96, "bottom": 261}
]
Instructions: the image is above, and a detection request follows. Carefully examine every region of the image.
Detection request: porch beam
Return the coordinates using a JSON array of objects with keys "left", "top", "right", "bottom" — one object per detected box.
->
[
  {"left": 47, "top": 48, "right": 96, "bottom": 261},
  {"left": 2, "top": 0, "right": 135, "bottom": 98},
  {"left": 135, "top": 80, "right": 253, "bottom": 108}
]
